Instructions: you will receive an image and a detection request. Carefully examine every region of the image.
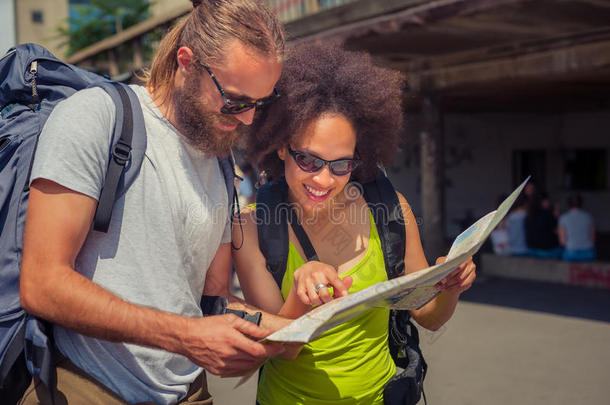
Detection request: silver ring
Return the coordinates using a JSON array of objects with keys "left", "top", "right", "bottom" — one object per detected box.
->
[{"left": 314, "top": 283, "right": 327, "bottom": 293}]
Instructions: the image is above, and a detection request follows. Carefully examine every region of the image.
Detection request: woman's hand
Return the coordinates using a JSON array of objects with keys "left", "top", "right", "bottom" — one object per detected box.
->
[
  {"left": 435, "top": 256, "right": 476, "bottom": 294},
  {"left": 292, "top": 262, "right": 353, "bottom": 306}
]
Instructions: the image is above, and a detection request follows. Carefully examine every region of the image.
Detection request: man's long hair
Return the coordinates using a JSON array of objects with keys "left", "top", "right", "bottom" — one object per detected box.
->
[{"left": 145, "top": 0, "right": 285, "bottom": 97}]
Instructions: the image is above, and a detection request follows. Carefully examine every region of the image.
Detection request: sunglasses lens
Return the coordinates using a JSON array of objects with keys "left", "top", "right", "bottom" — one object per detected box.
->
[
  {"left": 289, "top": 147, "right": 359, "bottom": 176},
  {"left": 330, "top": 160, "right": 356, "bottom": 176},
  {"left": 222, "top": 103, "right": 254, "bottom": 115},
  {"left": 220, "top": 90, "right": 278, "bottom": 114},
  {"left": 294, "top": 152, "right": 323, "bottom": 172}
]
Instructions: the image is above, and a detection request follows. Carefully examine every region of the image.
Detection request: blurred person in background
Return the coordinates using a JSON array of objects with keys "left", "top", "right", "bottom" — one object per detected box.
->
[
  {"left": 491, "top": 194, "right": 510, "bottom": 255},
  {"left": 525, "top": 192, "right": 561, "bottom": 259},
  {"left": 507, "top": 195, "right": 529, "bottom": 256},
  {"left": 559, "top": 193, "right": 596, "bottom": 261}
]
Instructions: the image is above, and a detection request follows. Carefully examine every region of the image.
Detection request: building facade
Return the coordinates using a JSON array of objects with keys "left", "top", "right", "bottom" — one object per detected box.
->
[
  {"left": 9, "top": 0, "right": 181, "bottom": 58},
  {"left": 7, "top": 0, "right": 610, "bottom": 259},
  {"left": 15, "top": 0, "right": 68, "bottom": 56}
]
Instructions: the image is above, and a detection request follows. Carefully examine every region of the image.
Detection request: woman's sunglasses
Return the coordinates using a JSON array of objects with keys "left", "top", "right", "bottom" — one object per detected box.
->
[
  {"left": 203, "top": 66, "right": 280, "bottom": 114},
  {"left": 288, "top": 147, "right": 360, "bottom": 176}
]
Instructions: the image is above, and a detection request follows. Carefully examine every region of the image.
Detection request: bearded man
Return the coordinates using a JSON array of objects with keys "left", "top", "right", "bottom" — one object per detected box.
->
[{"left": 19, "top": 1, "right": 287, "bottom": 403}]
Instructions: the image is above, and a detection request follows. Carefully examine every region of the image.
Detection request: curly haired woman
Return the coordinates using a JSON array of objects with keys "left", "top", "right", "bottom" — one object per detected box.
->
[{"left": 232, "top": 43, "right": 476, "bottom": 405}]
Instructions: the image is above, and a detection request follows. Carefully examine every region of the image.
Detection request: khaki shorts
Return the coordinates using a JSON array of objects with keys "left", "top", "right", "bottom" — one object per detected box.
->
[{"left": 19, "top": 351, "right": 212, "bottom": 405}]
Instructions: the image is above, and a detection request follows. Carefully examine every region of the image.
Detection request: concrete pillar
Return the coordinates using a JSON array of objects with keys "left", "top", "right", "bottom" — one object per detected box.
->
[{"left": 420, "top": 94, "right": 445, "bottom": 261}]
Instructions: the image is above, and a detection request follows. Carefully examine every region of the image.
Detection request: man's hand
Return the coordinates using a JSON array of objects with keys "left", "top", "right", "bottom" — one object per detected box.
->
[
  {"left": 435, "top": 256, "right": 476, "bottom": 293},
  {"left": 293, "top": 261, "right": 353, "bottom": 306},
  {"left": 181, "top": 314, "right": 284, "bottom": 376}
]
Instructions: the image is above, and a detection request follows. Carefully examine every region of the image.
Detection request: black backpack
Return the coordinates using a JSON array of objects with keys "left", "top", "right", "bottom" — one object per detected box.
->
[{"left": 255, "top": 171, "right": 427, "bottom": 405}]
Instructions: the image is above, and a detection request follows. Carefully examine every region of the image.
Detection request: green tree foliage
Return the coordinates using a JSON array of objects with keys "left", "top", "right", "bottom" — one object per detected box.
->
[{"left": 57, "top": 0, "right": 151, "bottom": 56}]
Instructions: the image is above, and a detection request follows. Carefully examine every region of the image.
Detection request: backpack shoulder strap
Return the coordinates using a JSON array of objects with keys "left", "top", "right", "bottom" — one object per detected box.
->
[
  {"left": 218, "top": 153, "right": 241, "bottom": 250},
  {"left": 361, "top": 171, "right": 405, "bottom": 280},
  {"left": 217, "top": 152, "right": 237, "bottom": 218},
  {"left": 256, "top": 178, "right": 289, "bottom": 289},
  {"left": 90, "top": 82, "right": 235, "bottom": 234},
  {"left": 257, "top": 173, "right": 405, "bottom": 288},
  {"left": 362, "top": 173, "right": 427, "bottom": 392},
  {"left": 92, "top": 82, "right": 146, "bottom": 233},
  {"left": 287, "top": 209, "right": 319, "bottom": 262}
]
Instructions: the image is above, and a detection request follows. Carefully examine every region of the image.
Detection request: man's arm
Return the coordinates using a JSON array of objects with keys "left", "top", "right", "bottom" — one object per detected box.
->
[{"left": 20, "top": 179, "right": 282, "bottom": 376}]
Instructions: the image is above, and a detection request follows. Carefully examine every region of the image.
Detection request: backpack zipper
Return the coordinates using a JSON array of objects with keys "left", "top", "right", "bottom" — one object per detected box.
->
[{"left": 30, "top": 60, "right": 39, "bottom": 100}]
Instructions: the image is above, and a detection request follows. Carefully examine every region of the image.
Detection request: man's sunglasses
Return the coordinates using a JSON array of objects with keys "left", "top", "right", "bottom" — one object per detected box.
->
[
  {"left": 203, "top": 66, "right": 280, "bottom": 115},
  {"left": 288, "top": 147, "right": 360, "bottom": 176}
]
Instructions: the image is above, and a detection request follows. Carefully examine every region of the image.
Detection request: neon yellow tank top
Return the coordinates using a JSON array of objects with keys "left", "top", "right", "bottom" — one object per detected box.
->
[{"left": 257, "top": 212, "right": 396, "bottom": 405}]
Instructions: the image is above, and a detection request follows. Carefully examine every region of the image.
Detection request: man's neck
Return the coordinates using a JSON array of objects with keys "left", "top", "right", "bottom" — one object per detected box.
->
[{"left": 148, "top": 85, "right": 178, "bottom": 129}]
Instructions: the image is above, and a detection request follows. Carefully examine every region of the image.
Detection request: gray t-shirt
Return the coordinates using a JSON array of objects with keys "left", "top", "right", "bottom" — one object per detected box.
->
[
  {"left": 507, "top": 209, "right": 528, "bottom": 255},
  {"left": 30, "top": 85, "right": 231, "bottom": 404},
  {"left": 559, "top": 209, "right": 594, "bottom": 251}
]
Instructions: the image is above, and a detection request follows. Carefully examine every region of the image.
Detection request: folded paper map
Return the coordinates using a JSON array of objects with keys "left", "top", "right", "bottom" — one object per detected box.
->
[
  {"left": 234, "top": 178, "right": 528, "bottom": 386},
  {"left": 263, "top": 177, "right": 529, "bottom": 344}
]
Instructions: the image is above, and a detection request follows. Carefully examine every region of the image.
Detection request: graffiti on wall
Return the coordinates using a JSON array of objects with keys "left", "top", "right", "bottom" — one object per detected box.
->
[{"left": 569, "top": 264, "right": 610, "bottom": 290}]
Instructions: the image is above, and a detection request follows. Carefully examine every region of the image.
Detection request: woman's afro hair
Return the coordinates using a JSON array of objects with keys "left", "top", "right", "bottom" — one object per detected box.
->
[{"left": 247, "top": 43, "right": 405, "bottom": 182}]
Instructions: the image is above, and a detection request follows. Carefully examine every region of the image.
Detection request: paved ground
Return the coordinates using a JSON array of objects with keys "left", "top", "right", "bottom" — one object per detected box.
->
[{"left": 207, "top": 277, "right": 610, "bottom": 404}]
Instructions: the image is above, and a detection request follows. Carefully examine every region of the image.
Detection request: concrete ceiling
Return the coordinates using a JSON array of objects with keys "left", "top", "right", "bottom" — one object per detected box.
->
[{"left": 288, "top": 0, "right": 610, "bottom": 110}]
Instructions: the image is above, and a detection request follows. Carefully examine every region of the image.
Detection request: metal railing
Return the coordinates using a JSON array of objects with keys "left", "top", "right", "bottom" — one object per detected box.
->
[{"left": 66, "top": 0, "right": 357, "bottom": 77}]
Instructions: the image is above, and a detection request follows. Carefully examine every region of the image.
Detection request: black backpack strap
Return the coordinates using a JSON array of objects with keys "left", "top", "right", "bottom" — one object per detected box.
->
[
  {"left": 258, "top": 172, "right": 406, "bottom": 288},
  {"left": 362, "top": 172, "right": 428, "bottom": 405},
  {"left": 91, "top": 83, "right": 234, "bottom": 235},
  {"left": 218, "top": 153, "right": 237, "bottom": 216},
  {"left": 217, "top": 153, "right": 242, "bottom": 250},
  {"left": 385, "top": 309, "right": 428, "bottom": 405},
  {"left": 287, "top": 209, "right": 319, "bottom": 262},
  {"left": 93, "top": 82, "right": 146, "bottom": 233},
  {"left": 361, "top": 171, "right": 405, "bottom": 279},
  {"left": 256, "top": 178, "right": 290, "bottom": 289}
]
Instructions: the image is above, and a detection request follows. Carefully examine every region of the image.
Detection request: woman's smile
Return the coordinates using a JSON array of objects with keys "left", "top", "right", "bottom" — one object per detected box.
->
[{"left": 303, "top": 184, "right": 332, "bottom": 201}]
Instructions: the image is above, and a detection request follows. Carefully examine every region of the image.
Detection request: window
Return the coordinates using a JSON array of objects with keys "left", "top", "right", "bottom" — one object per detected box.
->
[
  {"left": 31, "top": 10, "right": 44, "bottom": 24},
  {"left": 513, "top": 149, "right": 546, "bottom": 189},
  {"left": 563, "top": 149, "right": 607, "bottom": 190}
]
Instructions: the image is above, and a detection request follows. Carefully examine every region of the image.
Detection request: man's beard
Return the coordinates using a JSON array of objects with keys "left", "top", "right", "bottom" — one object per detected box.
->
[{"left": 171, "top": 76, "right": 246, "bottom": 157}]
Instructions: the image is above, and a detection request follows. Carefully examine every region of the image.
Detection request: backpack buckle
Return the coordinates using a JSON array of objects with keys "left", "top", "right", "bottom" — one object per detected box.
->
[{"left": 112, "top": 142, "right": 131, "bottom": 166}]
